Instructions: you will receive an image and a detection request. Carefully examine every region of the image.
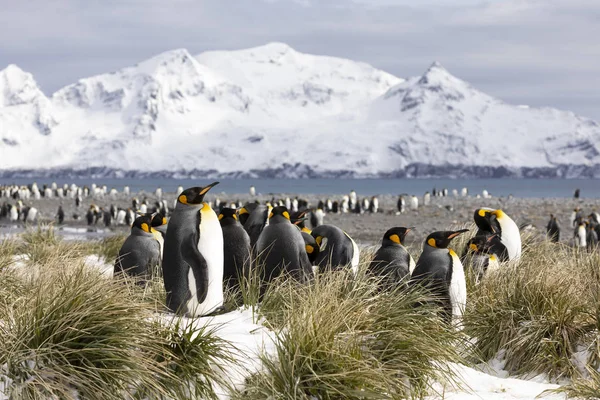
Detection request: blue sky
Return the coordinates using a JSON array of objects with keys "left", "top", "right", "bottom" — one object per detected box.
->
[{"left": 1, "top": 0, "right": 598, "bottom": 119}]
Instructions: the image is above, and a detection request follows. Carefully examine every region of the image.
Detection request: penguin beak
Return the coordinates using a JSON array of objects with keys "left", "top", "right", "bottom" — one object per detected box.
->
[
  {"left": 447, "top": 229, "right": 469, "bottom": 239},
  {"left": 199, "top": 181, "right": 219, "bottom": 195}
]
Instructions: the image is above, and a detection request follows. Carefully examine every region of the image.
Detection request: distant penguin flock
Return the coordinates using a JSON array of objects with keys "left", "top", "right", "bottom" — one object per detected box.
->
[{"left": 4, "top": 180, "right": 599, "bottom": 325}]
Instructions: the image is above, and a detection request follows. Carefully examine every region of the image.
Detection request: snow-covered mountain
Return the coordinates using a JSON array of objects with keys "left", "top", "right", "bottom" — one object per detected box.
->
[{"left": 1, "top": 43, "right": 599, "bottom": 178}]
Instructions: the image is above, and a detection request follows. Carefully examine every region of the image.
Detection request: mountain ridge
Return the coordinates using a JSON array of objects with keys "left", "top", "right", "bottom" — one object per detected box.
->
[{"left": 1, "top": 43, "right": 599, "bottom": 178}]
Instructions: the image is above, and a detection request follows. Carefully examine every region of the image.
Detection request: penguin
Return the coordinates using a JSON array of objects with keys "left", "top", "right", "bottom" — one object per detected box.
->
[
  {"left": 310, "top": 206, "right": 324, "bottom": 228},
  {"left": 409, "top": 195, "right": 418, "bottom": 211},
  {"left": 56, "top": 205, "right": 65, "bottom": 224},
  {"left": 241, "top": 203, "right": 272, "bottom": 248},
  {"left": 473, "top": 208, "right": 521, "bottom": 262},
  {"left": 114, "top": 214, "right": 161, "bottom": 284},
  {"left": 463, "top": 235, "right": 500, "bottom": 283},
  {"left": 410, "top": 229, "right": 469, "bottom": 325},
  {"left": 25, "top": 206, "right": 37, "bottom": 223},
  {"left": 238, "top": 202, "right": 259, "bottom": 227},
  {"left": 256, "top": 206, "right": 313, "bottom": 286},
  {"left": 397, "top": 195, "right": 406, "bottom": 214},
  {"left": 218, "top": 207, "right": 251, "bottom": 290},
  {"left": 162, "top": 182, "right": 224, "bottom": 317},
  {"left": 369, "top": 196, "right": 379, "bottom": 213},
  {"left": 86, "top": 207, "right": 95, "bottom": 226},
  {"left": 570, "top": 208, "right": 583, "bottom": 228},
  {"left": 586, "top": 221, "right": 598, "bottom": 250},
  {"left": 149, "top": 212, "right": 168, "bottom": 264},
  {"left": 546, "top": 214, "right": 560, "bottom": 243},
  {"left": 301, "top": 231, "right": 320, "bottom": 264},
  {"left": 575, "top": 221, "right": 587, "bottom": 248},
  {"left": 368, "top": 227, "right": 415, "bottom": 288},
  {"left": 249, "top": 186, "right": 256, "bottom": 196},
  {"left": 423, "top": 192, "right": 431, "bottom": 206},
  {"left": 291, "top": 210, "right": 312, "bottom": 234},
  {"left": 310, "top": 225, "right": 360, "bottom": 275}
]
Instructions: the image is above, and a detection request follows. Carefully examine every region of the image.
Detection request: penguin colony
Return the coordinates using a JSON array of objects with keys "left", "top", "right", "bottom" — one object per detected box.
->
[{"left": 1, "top": 181, "right": 595, "bottom": 324}]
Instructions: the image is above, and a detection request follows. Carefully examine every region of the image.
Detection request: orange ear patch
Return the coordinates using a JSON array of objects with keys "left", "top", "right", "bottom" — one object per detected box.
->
[
  {"left": 427, "top": 238, "right": 436, "bottom": 248},
  {"left": 283, "top": 211, "right": 290, "bottom": 220},
  {"left": 178, "top": 195, "right": 188, "bottom": 204},
  {"left": 141, "top": 223, "right": 150, "bottom": 233},
  {"left": 389, "top": 234, "right": 401, "bottom": 244}
]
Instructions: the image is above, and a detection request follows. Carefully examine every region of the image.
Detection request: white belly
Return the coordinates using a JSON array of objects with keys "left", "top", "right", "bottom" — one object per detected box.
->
[
  {"left": 187, "top": 205, "right": 224, "bottom": 316},
  {"left": 500, "top": 216, "right": 522, "bottom": 260},
  {"left": 449, "top": 250, "right": 467, "bottom": 325}
]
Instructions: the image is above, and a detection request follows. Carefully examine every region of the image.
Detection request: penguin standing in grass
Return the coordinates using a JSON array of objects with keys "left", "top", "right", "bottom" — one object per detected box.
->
[
  {"left": 162, "top": 182, "right": 223, "bottom": 317},
  {"left": 368, "top": 227, "right": 415, "bottom": 287},
  {"left": 410, "top": 229, "right": 469, "bottom": 325},
  {"left": 114, "top": 214, "right": 161, "bottom": 284},
  {"left": 241, "top": 203, "right": 271, "bottom": 248},
  {"left": 463, "top": 235, "right": 500, "bottom": 283},
  {"left": 256, "top": 206, "right": 313, "bottom": 285},
  {"left": 219, "top": 207, "right": 251, "bottom": 289},
  {"left": 149, "top": 212, "right": 168, "bottom": 264},
  {"left": 311, "top": 225, "right": 360, "bottom": 275},
  {"left": 546, "top": 214, "right": 560, "bottom": 242},
  {"left": 473, "top": 208, "right": 521, "bottom": 262}
]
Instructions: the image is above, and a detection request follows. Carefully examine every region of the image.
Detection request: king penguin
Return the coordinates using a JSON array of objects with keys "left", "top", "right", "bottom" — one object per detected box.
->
[
  {"left": 368, "top": 227, "right": 415, "bottom": 288},
  {"left": 241, "top": 203, "right": 271, "bottom": 248},
  {"left": 473, "top": 208, "right": 521, "bottom": 262},
  {"left": 546, "top": 214, "right": 560, "bottom": 243},
  {"left": 256, "top": 206, "right": 313, "bottom": 285},
  {"left": 218, "top": 207, "right": 251, "bottom": 290},
  {"left": 463, "top": 235, "right": 500, "bottom": 283},
  {"left": 410, "top": 229, "right": 469, "bottom": 325},
  {"left": 149, "top": 212, "right": 168, "bottom": 266},
  {"left": 311, "top": 225, "right": 360, "bottom": 275},
  {"left": 162, "top": 182, "right": 224, "bottom": 317},
  {"left": 114, "top": 214, "right": 161, "bottom": 285}
]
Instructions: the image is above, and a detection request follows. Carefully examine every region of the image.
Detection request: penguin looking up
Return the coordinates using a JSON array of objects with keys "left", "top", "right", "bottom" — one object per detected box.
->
[
  {"left": 219, "top": 207, "right": 251, "bottom": 290},
  {"left": 256, "top": 206, "right": 313, "bottom": 286},
  {"left": 162, "top": 182, "right": 224, "bottom": 317},
  {"left": 410, "top": 229, "right": 469, "bottom": 325},
  {"left": 114, "top": 214, "right": 161, "bottom": 285},
  {"left": 310, "top": 225, "right": 360, "bottom": 276},
  {"left": 368, "top": 227, "right": 415, "bottom": 288},
  {"left": 546, "top": 214, "right": 560, "bottom": 243}
]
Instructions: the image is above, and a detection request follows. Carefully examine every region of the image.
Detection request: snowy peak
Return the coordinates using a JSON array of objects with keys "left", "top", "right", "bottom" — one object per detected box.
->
[
  {"left": 196, "top": 43, "right": 402, "bottom": 113},
  {"left": 0, "top": 64, "right": 48, "bottom": 107}
]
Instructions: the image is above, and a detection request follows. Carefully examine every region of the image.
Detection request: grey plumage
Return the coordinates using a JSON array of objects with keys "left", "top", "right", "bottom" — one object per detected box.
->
[
  {"left": 256, "top": 206, "right": 313, "bottom": 286},
  {"left": 219, "top": 207, "right": 252, "bottom": 290},
  {"left": 368, "top": 227, "right": 414, "bottom": 287},
  {"left": 114, "top": 215, "right": 160, "bottom": 285}
]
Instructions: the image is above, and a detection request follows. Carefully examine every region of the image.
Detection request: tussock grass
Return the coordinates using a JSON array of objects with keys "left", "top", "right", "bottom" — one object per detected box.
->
[
  {"left": 464, "top": 235, "right": 598, "bottom": 380},
  {"left": 95, "top": 233, "right": 128, "bottom": 263},
  {"left": 238, "top": 269, "right": 466, "bottom": 399},
  {"left": 0, "top": 244, "right": 237, "bottom": 399}
]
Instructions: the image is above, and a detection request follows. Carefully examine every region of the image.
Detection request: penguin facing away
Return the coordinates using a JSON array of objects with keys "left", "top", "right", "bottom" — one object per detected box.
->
[
  {"left": 114, "top": 214, "right": 161, "bottom": 284},
  {"left": 410, "top": 229, "right": 469, "bottom": 325},
  {"left": 368, "top": 227, "right": 415, "bottom": 287},
  {"left": 311, "top": 224, "right": 360, "bottom": 276},
  {"left": 218, "top": 207, "right": 252, "bottom": 290},
  {"left": 162, "top": 182, "right": 224, "bottom": 317},
  {"left": 256, "top": 206, "right": 313, "bottom": 285},
  {"left": 546, "top": 214, "right": 560, "bottom": 243},
  {"left": 241, "top": 203, "right": 271, "bottom": 248}
]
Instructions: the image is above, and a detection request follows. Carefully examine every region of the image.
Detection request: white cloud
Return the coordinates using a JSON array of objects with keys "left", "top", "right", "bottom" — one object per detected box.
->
[{"left": 0, "top": 0, "right": 598, "bottom": 119}]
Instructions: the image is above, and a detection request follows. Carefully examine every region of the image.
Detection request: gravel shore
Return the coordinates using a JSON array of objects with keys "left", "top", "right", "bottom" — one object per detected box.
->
[{"left": 2, "top": 189, "right": 598, "bottom": 248}]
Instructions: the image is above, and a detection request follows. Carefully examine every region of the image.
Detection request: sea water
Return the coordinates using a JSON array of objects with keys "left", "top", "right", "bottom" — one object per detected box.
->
[{"left": 1, "top": 178, "right": 599, "bottom": 198}]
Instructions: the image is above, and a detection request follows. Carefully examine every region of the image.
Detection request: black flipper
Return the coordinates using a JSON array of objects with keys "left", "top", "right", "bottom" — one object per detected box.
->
[{"left": 179, "top": 211, "right": 209, "bottom": 305}]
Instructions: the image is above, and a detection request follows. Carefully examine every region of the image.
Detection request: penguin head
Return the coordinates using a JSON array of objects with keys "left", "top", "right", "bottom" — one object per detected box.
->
[
  {"left": 218, "top": 207, "right": 239, "bottom": 226},
  {"left": 150, "top": 212, "right": 167, "bottom": 227},
  {"left": 177, "top": 182, "right": 219, "bottom": 206},
  {"left": 132, "top": 215, "right": 153, "bottom": 234},
  {"left": 425, "top": 229, "right": 469, "bottom": 249},
  {"left": 382, "top": 227, "right": 413, "bottom": 246},
  {"left": 474, "top": 208, "right": 501, "bottom": 234},
  {"left": 467, "top": 234, "right": 497, "bottom": 254},
  {"left": 238, "top": 202, "right": 259, "bottom": 226},
  {"left": 269, "top": 206, "right": 291, "bottom": 223},
  {"left": 290, "top": 210, "right": 310, "bottom": 229}
]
